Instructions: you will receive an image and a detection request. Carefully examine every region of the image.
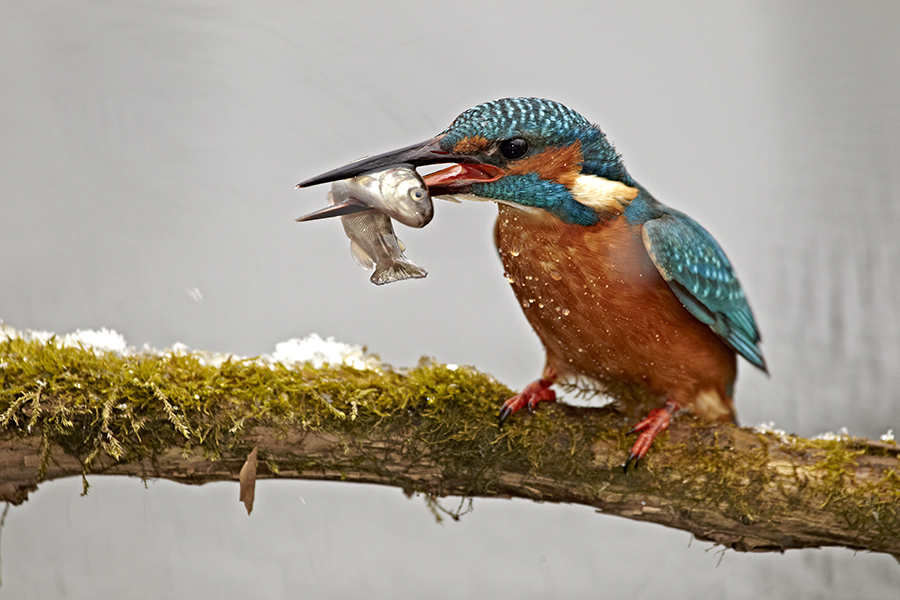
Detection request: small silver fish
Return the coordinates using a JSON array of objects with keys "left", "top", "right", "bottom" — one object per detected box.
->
[
  {"left": 329, "top": 179, "right": 427, "bottom": 285},
  {"left": 341, "top": 166, "right": 433, "bottom": 228},
  {"left": 296, "top": 165, "right": 433, "bottom": 227}
]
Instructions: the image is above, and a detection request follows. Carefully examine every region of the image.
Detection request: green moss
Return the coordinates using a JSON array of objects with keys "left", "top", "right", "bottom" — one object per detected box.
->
[
  {"left": 663, "top": 427, "right": 774, "bottom": 523},
  {"left": 779, "top": 437, "right": 900, "bottom": 545},
  {"left": 2, "top": 334, "right": 899, "bottom": 551},
  {"left": 0, "top": 337, "right": 521, "bottom": 491},
  {"left": 621, "top": 421, "right": 900, "bottom": 547},
  {"left": 0, "top": 335, "right": 636, "bottom": 505}
]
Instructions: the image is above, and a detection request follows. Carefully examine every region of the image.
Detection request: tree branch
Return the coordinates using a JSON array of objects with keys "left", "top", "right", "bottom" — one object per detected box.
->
[{"left": 2, "top": 335, "right": 899, "bottom": 558}]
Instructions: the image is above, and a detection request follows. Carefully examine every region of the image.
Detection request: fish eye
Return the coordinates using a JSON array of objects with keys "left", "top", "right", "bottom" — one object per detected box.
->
[{"left": 499, "top": 138, "right": 528, "bottom": 159}]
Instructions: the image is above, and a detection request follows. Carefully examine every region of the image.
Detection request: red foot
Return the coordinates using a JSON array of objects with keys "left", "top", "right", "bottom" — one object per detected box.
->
[
  {"left": 624, "top": 400, "right": 679, "bottom": 473},
  {"left": 498, "top": 378, "right": 556, "bottom": 426}
]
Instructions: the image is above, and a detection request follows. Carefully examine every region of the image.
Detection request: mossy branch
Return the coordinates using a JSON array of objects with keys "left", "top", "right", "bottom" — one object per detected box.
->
[{"left": 2, "top": 336, "right": 899, "bottom": 558}]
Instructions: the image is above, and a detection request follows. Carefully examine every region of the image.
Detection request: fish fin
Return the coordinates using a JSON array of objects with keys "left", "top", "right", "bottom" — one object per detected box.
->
[
  {"left": 370, "top": 259, "right": 428, "bottom": 285},
  {"left": 349, "top": 240, "right": 375, "bottom": 270}
]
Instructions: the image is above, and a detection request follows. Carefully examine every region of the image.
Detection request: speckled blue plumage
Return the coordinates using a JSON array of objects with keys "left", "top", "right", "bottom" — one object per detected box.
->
[
  {"left": 441, "top": 97, "right": 590, "bottom": 146},
  {"left": 640, "top": 201, "right": 766, "bottom": 371}
]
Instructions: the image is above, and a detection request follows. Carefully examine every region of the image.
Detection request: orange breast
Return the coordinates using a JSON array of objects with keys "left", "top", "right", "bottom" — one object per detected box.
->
[{"left": 495, "top": 204, "right": 738, "bottom": 422}]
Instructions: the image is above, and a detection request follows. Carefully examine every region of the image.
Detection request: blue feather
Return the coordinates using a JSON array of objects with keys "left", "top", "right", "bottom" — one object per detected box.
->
[
  {"left": 642, "top": 209, "right": 767, "bottom": 372},
  {"left": 441, "top": 98, "right": 590, "bottom": 147}
]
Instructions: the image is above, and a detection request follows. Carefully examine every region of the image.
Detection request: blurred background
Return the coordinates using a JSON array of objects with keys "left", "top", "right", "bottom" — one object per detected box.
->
[{"left": 2, "top": 1, "right": 899, "bottom": 597}]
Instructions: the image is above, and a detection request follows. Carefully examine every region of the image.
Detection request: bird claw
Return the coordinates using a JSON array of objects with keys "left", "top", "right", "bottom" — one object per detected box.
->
[
  {"left": 498, "top": 379, "right": 556, "bottom": 426},
  {"left": 622, "top": 451, "right": 642, "bottom": 474},
  {"left": 622, "top": 401, "right": 678, "bottom": 473}
]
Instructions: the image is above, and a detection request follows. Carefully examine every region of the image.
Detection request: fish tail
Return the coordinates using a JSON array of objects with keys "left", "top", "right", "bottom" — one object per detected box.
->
[{"left": 370, "top": 259, "right": 428, "bottom": 285}]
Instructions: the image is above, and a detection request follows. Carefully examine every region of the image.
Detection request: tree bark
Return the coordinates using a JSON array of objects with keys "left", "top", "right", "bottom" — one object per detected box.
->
[{"left": 1, "top": 336, "right": 899, "bottom": 559}]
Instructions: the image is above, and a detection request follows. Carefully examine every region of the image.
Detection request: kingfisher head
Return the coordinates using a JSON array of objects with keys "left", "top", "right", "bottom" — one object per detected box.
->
[{"left": 298, "top": 98, "right": 638, "bottom": 226}]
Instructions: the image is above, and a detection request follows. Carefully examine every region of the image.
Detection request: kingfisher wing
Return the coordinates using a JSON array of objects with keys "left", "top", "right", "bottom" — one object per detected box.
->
[{"left": 642, "top": 210, "right": 766, "bottom": 372}]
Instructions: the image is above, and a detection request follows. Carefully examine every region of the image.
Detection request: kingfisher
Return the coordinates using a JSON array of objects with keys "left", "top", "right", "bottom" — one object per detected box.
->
[{"left": 297, "top": 97, "right": 766, "bottom": 471}]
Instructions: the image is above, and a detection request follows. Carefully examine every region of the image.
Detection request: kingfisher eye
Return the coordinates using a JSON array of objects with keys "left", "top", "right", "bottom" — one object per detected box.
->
[{"left": 499, "top": 138, "right": 529, "bottom": 159}]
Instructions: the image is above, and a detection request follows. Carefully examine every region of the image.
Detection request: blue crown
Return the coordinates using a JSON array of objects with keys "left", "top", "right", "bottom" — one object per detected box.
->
[{"left": 440, "top": 98, "right": 591, "bottom": 149}]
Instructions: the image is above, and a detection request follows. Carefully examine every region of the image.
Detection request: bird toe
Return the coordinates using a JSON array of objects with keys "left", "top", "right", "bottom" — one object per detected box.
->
[{"left": 497, "top": 378, "right": 556, "bottom": 427}]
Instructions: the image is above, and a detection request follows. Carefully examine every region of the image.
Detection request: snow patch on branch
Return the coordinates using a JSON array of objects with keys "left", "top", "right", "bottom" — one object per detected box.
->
[
  {"left": 270, "top": 334, "right": 374, "bottom": 370},
  {"left": 0, "top": 322, "right": 377, "bottom": 371},
  {"left": 813, "top": 426, "right": 850, "bottom": 441}
]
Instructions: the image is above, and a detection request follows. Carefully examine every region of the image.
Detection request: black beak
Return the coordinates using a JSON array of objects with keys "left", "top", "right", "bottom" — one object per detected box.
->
[
  {"left": 296, "top": 135, "right": 476, "bottom": 188},
  {"left": 295, "top": 135, "right": 505, "bottom": 224}
]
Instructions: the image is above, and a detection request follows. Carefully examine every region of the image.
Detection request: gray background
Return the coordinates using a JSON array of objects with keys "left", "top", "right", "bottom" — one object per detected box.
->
[{"left": 2, "top": 1, "right": 899, "bottom": 598}]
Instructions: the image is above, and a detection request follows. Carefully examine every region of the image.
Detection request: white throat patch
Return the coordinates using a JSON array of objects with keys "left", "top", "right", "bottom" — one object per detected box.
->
[{"left": 569, "top": 174, "right": 638, "bottom": 213}]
